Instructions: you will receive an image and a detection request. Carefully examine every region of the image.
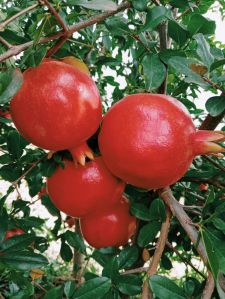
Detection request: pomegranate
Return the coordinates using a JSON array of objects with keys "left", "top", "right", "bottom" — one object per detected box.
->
[
  {"left": 80, "top": 196, "right": 136, "bottom": 248},
  {"left": 10, "top": 60, "right": 102, "bottom": 164},
  {"left": 99, "top": 94, "right": 225, "bottom": 189},
  {"left": 4, "top": 228, "right": 24, "bottom": 240},
  {"left": 60, "top": 56, "right": 90, "bottom": 75},
  {"left": 47, "top": 156, "right": 125, "bottom": 217}
]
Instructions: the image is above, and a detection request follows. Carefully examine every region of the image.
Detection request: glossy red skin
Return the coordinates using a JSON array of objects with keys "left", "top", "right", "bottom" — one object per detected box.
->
[
  {"left": 10, "top": 60, "right": 102, "bottom": 151},
  {"left": 47, "top": 157, "right": 125, "bottom": 217},
  {"left": 4, "top": 228, "right": 24, "bottom": 240},
  {"left": 80, "top": 197, "right": 136, "bottom": 248},
  {"left": 99, "top": 94, "right": 197, "bottom": 189}
]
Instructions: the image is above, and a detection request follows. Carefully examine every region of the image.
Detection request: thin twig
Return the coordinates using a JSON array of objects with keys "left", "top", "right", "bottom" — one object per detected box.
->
[
  {"left": 0, "top": 3, "right": 40, "bottom": 31},
  {"left": 203, "top": 77, "right": 225, "bottom": 95},
  {"left": 201, "top": 271, "right": 215, "bottom": 299},
  {"left": 122, "top": 267, "right": 148, "bottom": 275},
  {"left": 157, "top": 21, "right": 168, "bottom": 94},
  {"left": 142, "top": 207, "right": 172, "bottom": 299},
  {"left": 176, "top": 7, "right": 192, "bottom": 20},
  {"left": 33, "top": 281, "right": 47, "bottom": 293},
  {"left": 166, "top": 241, "right": 206, "bottom": 279},
  {"left": 159, "top": 187, "right": 208, "bottom": 264},
  {"left": 0, "top": 36, "right": 12, "bottom": 49},
  {"left": 12, "top": 154, "right": 47, "bottom": 187},
  {"left": 181, "top": 176, "right": 225, "bottom": 189},
  {"left": 0, "top": 2, "right": 131, "bottom": 62},
  {"left": 73, "top": 219, "right": 84, "bottom": 287}
]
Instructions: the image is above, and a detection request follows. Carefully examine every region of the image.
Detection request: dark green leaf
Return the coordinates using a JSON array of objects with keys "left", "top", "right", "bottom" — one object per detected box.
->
[
  {"left": 7, "top": 130, "right": 28, "bottom": 159},
  {"left": 137, "top": 220, "right": 161, "bottom": 247},
  {"left": 43, "top": 286, "right": 63, "bottom": 299},
  {"left": 60, "top": 242, "right": 73, "bottom": 262},
  {"left": 142, "top": 54, "right": 166, "bottom": 90},
  {"left": 41, "top": 194, "right": 60, "bottom": 216},
  {"left": 0, "top": 234, "right": 35, "bottom": 253},
  {"left": 64, "top": 231, "right": 86, "bottom": 254},
  {"left": 105, "top": 17, "right": 129, "bottom": 36},
  {"left": 187, "top": 14, "right": 215, "bottom": 35},
  {"left": 116, "top": 275, "right": 142, "bottom": 295},
  {"left": 205, "top": 96, "right": 225, "bottom": 117},
  {"left": 168, "top": 21, "right": 189, "bottom": 46},
  {"left": 64, "top": 281, "right": 76, "bottom": 298},
  {"left": 210, "top": 59, "right": 225, "bottom": 72},
  {"left": 141, "top": 7, "right": 170, "bottom": 32},
  {"left": 102, "top": 256, "right": 119, "bottom": 279},
  {"left": 149, "top": 275, "right": 186, "bottom": 299},
  {"left": 117, "top": 246, "right": 139, "bottom": 269},
  {"left": 0, "top": 69, "right": 23, "bottom": 104},
  {"left": 194, "top": 33, "right": 214, "bottom": 68},
  {"left": 0, "top": 251, "right": 48, "bottom": 271},
  {"left": 72, "top": 277, "right": 111, "bottom": 299},
  {"left": 130, "top": 203, "right": 151, "bottom": 221},
  {"left": 0, "top": 164, "right": 22, "bottom": 182},
  {"left": 149, "top": 198, "right": 166, "bottom": 222},
  {"left": 169, "top": 0, "right": 189, "bottom": 8}
]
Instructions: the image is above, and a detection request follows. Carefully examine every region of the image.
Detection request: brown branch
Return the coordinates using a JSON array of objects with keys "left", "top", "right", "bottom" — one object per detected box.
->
[
  {"left": 0, "top": 36, "right": 12, "bottom": 49},
  {"left": 181, "top": 176, "right": 225, "bottom": 189},
  {"left": 0, "top": 3, "right": 40, "bottom": 31},
  {"left": 0, "top": 2, "right": 131, "bottom": 62},
  {"left": 157, "top": 22, "right": 168, "bottom": 94},
  {"left": 122, "top": 267, "right": 148, "bottom": 275},
  {"left": 159, "top": 187, "right": 208, "bottom": 264},
  {"left": 166, "top": 241, "right": 206, "bottom": 279},
  {"left": 201, "top": 271, "right": 215, "bottom": 299},
  {"left": 142, "top": 207, "right": 172, "bottom": 299},
  {"left": 73, "top": 219, "right": 84, "bottom": 286},
  {"left": 203, "top": 77, "right": 225, "bottom": 95}
]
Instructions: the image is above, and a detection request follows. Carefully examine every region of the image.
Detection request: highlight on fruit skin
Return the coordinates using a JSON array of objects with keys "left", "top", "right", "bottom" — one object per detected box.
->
[
  {"left": 98, "top": 93, "right": 225, "bottom": 189},
  {"left": 80, "top": 196, "right": 137, "bottom": 249},
  {"left": 60, "top": 56, "right": 90, "bottom": 76},
  {"left": 47, "top": 156, "right": 125, "bottom": 218},
  {"left": 10, "top": 59, "right": 102, "bottom": 165}
]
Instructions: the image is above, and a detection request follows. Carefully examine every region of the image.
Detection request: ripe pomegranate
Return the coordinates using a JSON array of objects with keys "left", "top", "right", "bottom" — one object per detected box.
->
[
  {"left": 80, "top": 196, "right": 136, "bottom": 248},
  {"left": 10, "top": 60, "right": 102, "bottom": 164},
  {"left": 47, "top": 156, "right": 125, "bottom": 217},
  {"left": 4, "top": 228, "right": 24, "bottom": 240},
  {"left": 99, "top": 94, "right": 225, "bottom": 189}
]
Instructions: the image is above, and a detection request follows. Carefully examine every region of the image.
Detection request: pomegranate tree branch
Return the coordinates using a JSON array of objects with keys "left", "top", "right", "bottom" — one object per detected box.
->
[
  {"left": 0, "top": 1, "right": 131, "bottom": 62},
  {"left": 166, "top": 241, "right": 206, "bottom": 279},
  {"left": 159, "top": 187, "right": 208, "bottom": 264},
  {"left": 73, "top": 219, "right": 84, "bottom": 286},
  {"left": 0, "top": 3, "right": 40, "bottom": 31},
  {"left": 201, "top": 271, "right": 215, "bottom": 299},
  {"left": 122, "top": 267, "right": 148, "bottom": 275},
  {"left": 203, "top": 155, "right": 225, "bottom": 172},
  {"left": 0, "top": 36, "right": 12, "bottom": 49},
  {"left": 181, "top": 176, "right": 225, "bottom": 189},
  {"left": 142, "top": 207, "right": 172, "bottom": 299},
  {"left": 41, "top": 0, "right": 68, "bottom": 33}
]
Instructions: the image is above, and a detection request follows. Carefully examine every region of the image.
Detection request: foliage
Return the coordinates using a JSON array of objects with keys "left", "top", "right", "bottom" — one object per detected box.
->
[{"left": 0, "top": 0, "right": 225, "bottom": 298}]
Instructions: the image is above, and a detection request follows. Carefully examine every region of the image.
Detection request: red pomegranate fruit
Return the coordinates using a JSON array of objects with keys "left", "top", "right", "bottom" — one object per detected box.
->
[
  {"left": 10, "top": 60, "right": 102, "bottom": 164},
  {"left": 4, "top": 228, "right": 24, "bottom": 240},
  {"left": 80, "top": 196, "right": 136, "bottom": 248},
  {"left": 47, "top": 156, "right": 125, "bottom": 217},
  {"left": 99, "top": 94, "right": 225, "bottom": 189}
]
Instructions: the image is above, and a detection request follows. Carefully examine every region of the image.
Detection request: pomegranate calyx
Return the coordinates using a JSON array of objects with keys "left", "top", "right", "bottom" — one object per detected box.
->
[
  {"left": 69, "top": 142, "right": 94, "bottom": 166},
  {"left": 194, "top": 130, "right": 225, "bottom": 156}
]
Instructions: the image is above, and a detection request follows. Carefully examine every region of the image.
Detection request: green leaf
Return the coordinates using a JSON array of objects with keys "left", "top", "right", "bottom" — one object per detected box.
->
[
  {"left": 40, "top": 159, "right": 57, "bottom": 177},
  {"left": 64, "top": 281, "right": 76, "bottom": 298},
  {"left": 0, "top": 69, "right": 23, "bottom": 104},
  {"left": 117, "top": 246, "right": 139, "bottom": 269},
  {"left": 149, "top": 275, "right": 186, "bottom": 299},
  {"left": 60, "top": 241, "right": 73, "bottom": 262},
  {"left": 212, "top": 218, "right": 225, "bottom": 233},
  {"left": 7, "top": 130, "right": 28, "bottom": 159},
  {"left": 142, "top": 54, "right": 166, "bottom": 90},
  {"left": 131, "top": 0, "right": 148, "bottom": 11},
  {"left": 43, "top": 286, "right": 63, "bottom": 299},
  {"left": 105, "top": 17, "right": 130, "bottom": 36},
  {"left": 168, "top": 56, "right": 209, "bottom": 88},
  {"left": 102, "top": 256, "right": 119, "bottom": 279},
  {"left": 187, "top": 14, "right": 215, "bottom": 35},
  {"left": 41, "top": 194, "right": 60, "bottom": 216},
  {"left": 72, "top": 0, "right": 118, "bottom": 11},
  {"left": 64, "top": 231, "right": 86, "bottom": 254},
  {"left": 149, "top": 198, "right": 166, "bottom": 222},
  {"left": 205, "top": 96, "right": 225, "bottom": 117},
  {"left": 159, "top": 49, "right": 186, "bottom": 64},
  {"left": 130, "top": 203, "right": 151, "bottom": 221},
  {"left": 210, "top": 59, "right": 225, "bottom": 72},
  {"left": 0, "top": 251, "right": 48, "bottom": 271},
  {"left": 72, "top": 277, "right": 111, "bottom": 299},
  {"left": 116, "top": 275, "right": 142, "bottom": 295},
  {"left": 169, "top": 0, "right": 189, "bottom": 8},
  {"left": 168, "top": 21, "right": 189, "bottom": 46},
  {"left": 0, "top": 164, "right": 22, "bottom": 182},
  {"left": 140, "top": 7, "right": 170, "bottom": 32},
  {"left": 194, "top": 33, "right": 214, "bottom": 69},
  {"left": 0, "top": 234, "right": 35, "bottom": 253},
  {"left": 137, "top": 220, "right": 161, "bottom": 247}
]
